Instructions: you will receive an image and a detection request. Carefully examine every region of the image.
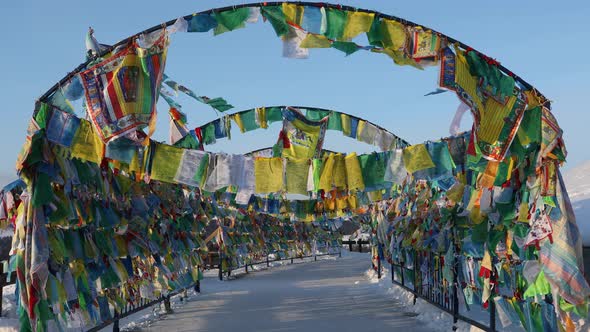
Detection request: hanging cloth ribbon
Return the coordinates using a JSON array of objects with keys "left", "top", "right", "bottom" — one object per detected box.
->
[
  {"left": 449, "top": 102, "right": 470, "bottom": 136},
  {"left": 163, "top": 75, "right": 234, "bottom": 112}
]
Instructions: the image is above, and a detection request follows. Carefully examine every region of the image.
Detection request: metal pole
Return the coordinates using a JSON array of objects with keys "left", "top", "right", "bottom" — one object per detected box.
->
[
  {"left": 113, "top": 310, "right": 120, "bottom": 332},
  {"left": 401, "top": 260, "right": 405, "bottom": 286},
  {"left": 164, "top": 296, "right": 172, "bottom": 313},
  {"left": 0, "top": 284, "right": 3, "bottom": 317},
  {"left": 417, "top": 251, "right": 421, "bottom": 295},
  {"left": 218, "top": 252, "right": 223, "bottom": 281},
  {"left": 490, "top": 297, "right": 496, "bottom": 331},
  {"left": 452, "top": 225, "right": 459, "bottom": 331},
  {"left": 391, "top": 262, "right": 394, "bottom": 283},
  {"left": 37, "top": 2, "right": 549, "bottom": 109},
  {"left": 377, "top": 244, "right": 381, "bottom": 279},
  {"left": 314, "top": 240, "right": 318, "bottom": 261},
  {"left": 266, "top": 253, "right": 270, "bottom": 267}
]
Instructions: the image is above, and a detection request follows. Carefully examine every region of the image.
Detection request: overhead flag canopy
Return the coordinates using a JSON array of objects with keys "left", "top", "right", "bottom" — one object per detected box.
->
[{"left": 10, "top": 3, "right": 586, "bottom": 332}]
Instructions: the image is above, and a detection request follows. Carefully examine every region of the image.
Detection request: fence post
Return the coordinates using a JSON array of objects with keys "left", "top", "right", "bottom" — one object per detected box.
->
[
  {"left": 377, "top": 244, "right": 381, "bottom": 279},
  {"left": 314, "top": 240, "right": 317, "bottom": 261},
  {"left": 218, "top": 252, "right": 223, "bottom": 281},
  {"left": 113, "top": 309, "right": 120, "bottom": 332},
  {"left": 401, "top": 260, "right": 405, "bottom": 286},
  {"left": 452, "top": 227, "right": 459, "bottom": 331},
  {"left": 0, "top": 282, "right": 3, "bottom": 317},
  {"left": 0, "top": 263, "right": 5, "bottom": 318},
  {"left": 245, "top": 263, "right": 248, "bottom": 274},
  {"left": 490, "top": 297, "right": 496, "bottom": 332},
  {"left": 358, "top": 240, "right": 362, "bottom": 253},
  {"left": 349, "top": 241, "right": 353, "bottom": 252},
  {"left": 266, "top": 253, "right": 270, "bottom": 267},
  {"left": 164, "top": 296, "right": 172, "bottom": 314},
  {"left": 195, "top": 280, "right": 201, "bottom": 293},
  {"left": 413, "top": 250, "right": 418, "bottom": 305},
  {"left": 391, "top": 261, "right": 394, "bottom": 283}
]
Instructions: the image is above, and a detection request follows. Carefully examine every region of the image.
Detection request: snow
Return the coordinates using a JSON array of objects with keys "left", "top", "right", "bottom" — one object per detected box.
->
[
  {"left": 564, "top": 161, "right": 590, "bottom": 246},
  {"left": 0, "top": 249, "right": 588, "bottom": 330},
  {"left": 0, "top": 228, "right": 13, "bottom": 239},
  {"left": 0, "top": 284, "right": 18, "bottom": 332},
  {"left": 135, "top": 252, "right": 433, "bottom": 331},
  {"left": 364, "top": 266, "right": 489, "bottom": 332}
]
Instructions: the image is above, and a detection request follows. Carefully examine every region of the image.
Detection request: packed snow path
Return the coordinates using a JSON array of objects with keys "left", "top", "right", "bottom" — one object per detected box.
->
[{"left": 139, "top": 253, "right": 431, "bottom": 331}]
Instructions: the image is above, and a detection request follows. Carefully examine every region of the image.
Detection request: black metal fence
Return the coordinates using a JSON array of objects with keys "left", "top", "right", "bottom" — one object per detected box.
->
[
  {"left": 341, "top": 239, "right": 370, "bottom": 253},
  {"left": 86, "top": 281, "right": 201, "bottom": 332},
  {"left": 0, "top": 260, "right": 17, "bottom": 317},
  {"left": 389, "top": 250, "right": 496, "bottom": 331},
  {"left": 2, "top": 245, "right": 590, "bottom": 331},
  {"left": 222, "top": 246, "right": 342, "bottom": 280}
]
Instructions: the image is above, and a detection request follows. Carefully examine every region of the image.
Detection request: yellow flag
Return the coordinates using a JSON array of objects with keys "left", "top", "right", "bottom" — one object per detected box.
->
[
  {"left": 517, "top": 202, "right": 529, "bottom": 222},
  {"left": 129, "top": 150, "right": 141, "bottom": 175},
  {"left": 332, "top": 154, "right": 346, "bottom": 189},
  {"left": 336, "top": 197, "right": 348, "bottom": 210},
  {"left": 341, "top": 113, "right": 351, "bottom": 136},
  {"left": 478, "top": 95, "right": 517, "bottom": 146},
  {"left": 374, "top": 48, "right": 422, "bottom": 69},
  {"left": 368, "top": 190, "right": 383, "bottom": 202},
  {"left": 286, "top": 158, "right": 309, "bottom": 195},
  {"left": 455, "top": 49, "right": 484, "bottom": 113},
  {"left": 347, "top": 195, "right": 357, "bottom": 209},
  {"left": 254, "top": 157, "right": 284, "bottom": 193},
  {"left": 380, "top": 19, "right": 406, "bottom": 50},
  {"left": 282, "top": 110, "right": 325, "bottom": 159},
  {"left": 282, "top": 3, "right": 304, "bottom": 26},
  {"left": 300, "top": 33, "right": 332, "bottom": 48},
  {"left": 355, "top": 120, "right": 366, "bottom": 140},
  {"left": 343, "top": 11, "right": 374, "bottom": 40},
  {"left": 232, "top": 113, "right": 245, "bottom": 133},
  {"left": 446, "top": 182, "right": 465, "bottom": 203},
  {"left": 150, "top": 143, "right": 183, "bottom": 183},
  {"left": 402, "top": 144, "right": 435, "bottom": 174},
  {"left": 255, "top": 107, "right": 268, "bottom": 129},
  {"left": 71, "top": 119, "right": 104, "bottom": 165},
  {"left": 479, "top": 161, "right": 499, "bottom": 188},
  {"left": 524, "top": 90, "right": 543, "bottom": 109},
  {"left": 345, "top": 153, "right": 365, "bottom": 190},
  {"left": 470, "top": 206, "right": 486, "bottom": 224},
  {"left": 319, "top": 154, "right": 335, "bottom": 191}
]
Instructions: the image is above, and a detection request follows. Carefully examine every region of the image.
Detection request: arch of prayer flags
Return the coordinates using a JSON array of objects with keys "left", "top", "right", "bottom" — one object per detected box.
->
[{"left": 8, "top": 2, "right": 587, "bottom": 331}]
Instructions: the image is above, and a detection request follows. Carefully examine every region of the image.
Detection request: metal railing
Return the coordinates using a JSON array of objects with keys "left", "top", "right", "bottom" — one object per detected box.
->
[
  {"left": 86, "top": 280, "right": 201, "bottom": 332},
  {"left": 341, "top": 239, "right": 371, "bottom": 253},
  {"left": 0, "top": 260, "right": 16, "bottom": 317},
  {"left": 389, "top": 250, "right": 496, "bottom": 331},
  {"left": 221, "top": 247, "right": 342, "bottom": 280}
]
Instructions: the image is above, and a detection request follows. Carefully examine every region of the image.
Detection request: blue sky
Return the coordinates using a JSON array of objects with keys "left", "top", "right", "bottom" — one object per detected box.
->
[{"left": 0, "top": 1, "right": 588, "bottom": 186}]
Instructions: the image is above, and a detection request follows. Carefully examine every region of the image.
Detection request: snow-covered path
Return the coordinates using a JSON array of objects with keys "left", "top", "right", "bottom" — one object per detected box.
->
[{"left": 138, "top": 253, "right": 431, "bottom": 332}]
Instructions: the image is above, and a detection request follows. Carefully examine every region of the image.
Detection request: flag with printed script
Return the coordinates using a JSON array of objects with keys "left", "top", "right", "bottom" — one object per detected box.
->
[
  {"left": 281, "top": 107, "right": 327, "bottom": 159},
  {"left": 80, "top": 31, "right": 168, "bottom": 142}
]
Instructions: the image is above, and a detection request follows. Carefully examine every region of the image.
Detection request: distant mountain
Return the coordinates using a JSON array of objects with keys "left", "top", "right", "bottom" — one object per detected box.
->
[{"left": 564, "top": 161, "right": 590, "bottom": 246}]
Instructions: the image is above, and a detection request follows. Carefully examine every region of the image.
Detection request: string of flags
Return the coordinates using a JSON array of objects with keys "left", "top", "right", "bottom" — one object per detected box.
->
[{"left": 9, "top": 2, "right": 587, "bottom": 331}]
